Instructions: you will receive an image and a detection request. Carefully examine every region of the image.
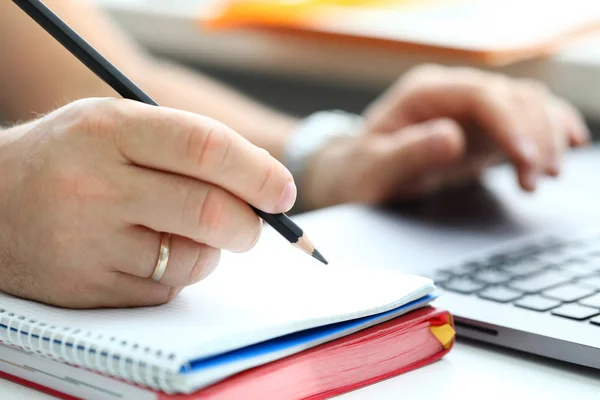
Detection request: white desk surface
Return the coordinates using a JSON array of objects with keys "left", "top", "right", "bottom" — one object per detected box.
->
[
  {"left": 93, "top": 0, "right": 600, "bottom": 120},
  {"left": 3, "top": 339, "right": 600, "bottom": 399}
]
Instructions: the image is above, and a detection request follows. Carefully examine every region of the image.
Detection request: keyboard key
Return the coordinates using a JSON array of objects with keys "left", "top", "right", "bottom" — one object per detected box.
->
[
  {"left": 556, "top": 261, "right": 596, "bottom": 278},
  {"left": 537, "top": 252, "right": 581, "bottom": 266},
  {"left": 441, "top": 278, "right": 485, "bottom": 294},
  {"left": 513, "top": 243, "right": 548, "bottom": 258},
  {"left": 579, "top": 293, "right": 600, "bottom": 309},
  {"left": 508, "top": 270, "right": 571, "bottom": 293},
  {"left": 473, "top": 270, "right": 512, "bottom": 285},
  {"left": 478, "top": 287, "right": 523, "bottom": 303},
  {"left": 484, "top": 253, "right": 513, "bottom": 268},
  {"left": 576, "top": 275, "right": 600, "bottom": 289},
  {"left": 502, "top": 259, "right": 549, "bottom": 277},
  {"left": 441, "top": 263, "right": 478, "bottom": 277},
  {"left": 542, "top": 284, "right": 595, "bottom": 302},
  {"left": 567, "top": 241, "right": 600, "bottom": 257},
  {"left": 551, "top": 304, "right": 600, "bottom": 320},
  {"left": 430, "top": 269, "right": 452, "bottom": 282},
  {"left": 589, "top": 315, "right": 600, "bottom": 326},
  {"left": 582, "top": 254, "right": 600, "bottom": 272},
  {"left": 515, "top": 295, "right": 561, "bottom": 311}
]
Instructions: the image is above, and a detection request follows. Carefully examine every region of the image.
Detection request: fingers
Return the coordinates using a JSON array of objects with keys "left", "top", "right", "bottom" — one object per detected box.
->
[
  {"left": 468, "top": 78, "right": 545, "bottom": 185},
  {"left": 118, "top": 166, "right": 262, "bottom": 253},
  {"left": 506, "top": 82, "right": 560, "bottom": 189},
  {"left": 508, "top": 80, "right": 591, "bottom": 189},
  {"left": 355, "top": 118, "right": 466, "bottom": 202},
  {"left": 94, "top": 272, "right": 181, "bottom": 308},
  {"left": 364, "top": 65, "right": 592, "bottom": 192},
  {"left": 105, "top": 99, "right": 296, "bottom": 214},
  {"left": 551, "top": 97, "right": 591, "bottom": 147},
  {"left": 112, "top": 226, "right": 221, "bottom": 288},
  {"left": 42, "top": 228, "right": 217, "bottom": 309}
]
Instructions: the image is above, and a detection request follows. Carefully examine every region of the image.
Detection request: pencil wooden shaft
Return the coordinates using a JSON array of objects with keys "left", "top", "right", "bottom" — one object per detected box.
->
[
  {"left": 251, "top": 206, "right": 303, "bottom": 243},
  {"left": 11, "top": 0, "right": 309, "bottom": 248}
]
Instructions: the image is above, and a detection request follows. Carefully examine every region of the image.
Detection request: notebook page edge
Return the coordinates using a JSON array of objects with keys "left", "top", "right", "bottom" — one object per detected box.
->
[
  {"left": 182, "top": 282, "right": 435, "bottom": 363},
  {"left": 177, "top": 294, "right": 436, "bottom": 393}
]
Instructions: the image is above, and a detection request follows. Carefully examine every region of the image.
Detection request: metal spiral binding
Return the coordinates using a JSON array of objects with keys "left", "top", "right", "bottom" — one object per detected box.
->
[{"left": 0, "top": 308, "right": 181, "bottom": 393}]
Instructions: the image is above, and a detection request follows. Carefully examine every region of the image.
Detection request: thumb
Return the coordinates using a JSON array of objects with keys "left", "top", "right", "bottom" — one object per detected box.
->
[{"left": 358, "top": 118, "right": 466, "bottom": 202}]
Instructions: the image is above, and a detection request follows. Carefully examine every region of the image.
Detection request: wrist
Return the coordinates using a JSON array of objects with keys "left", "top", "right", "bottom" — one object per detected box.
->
[{"left": 282, "top": 110, "right": 364, "bottom": 213}]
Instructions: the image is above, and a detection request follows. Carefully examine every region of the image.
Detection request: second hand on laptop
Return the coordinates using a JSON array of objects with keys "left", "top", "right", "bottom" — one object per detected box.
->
[{"left": 11, "top": 0, "right": 327, "bottom": 265}]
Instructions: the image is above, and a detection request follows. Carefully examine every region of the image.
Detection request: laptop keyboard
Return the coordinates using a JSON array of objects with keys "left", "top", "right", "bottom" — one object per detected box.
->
[{"left": 435, "top": 233, "right": 600, "bottom": 324}]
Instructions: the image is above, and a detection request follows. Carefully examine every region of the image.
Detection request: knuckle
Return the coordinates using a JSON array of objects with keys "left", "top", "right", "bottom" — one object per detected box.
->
[
  {"left": 185, "top": 122, "right": 230, "bottom": 171},
  {"left": 404, "top": 63, "right": 445, "bottom": 82},
  {"left": 474, "top": 84, "right": 505, "bottom": 110},
  {"left": 196, "top": 186, "right": 227, "bottom": 238},
  {"left": 398, "top": 64, "right": 446, "bottom": 93},
  {"left": 517, "top": 79, "right": 549, "bottom": 97},
  {"left": 430, "top": 117, "right": 461, "bottom": 134},
  {"left": 256, "top": 158, "right": 274, "bottom": 196},
  {"left": 66, "top": 99, "right": 125, "bottom": 156},
  {"left": 73, "top": 100, "right": 120, "bottom": 138}
]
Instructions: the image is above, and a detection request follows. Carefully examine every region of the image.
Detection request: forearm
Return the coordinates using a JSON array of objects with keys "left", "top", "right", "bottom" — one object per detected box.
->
[{"left": 0, "top": 0, "right": 297, "bottom": 162}]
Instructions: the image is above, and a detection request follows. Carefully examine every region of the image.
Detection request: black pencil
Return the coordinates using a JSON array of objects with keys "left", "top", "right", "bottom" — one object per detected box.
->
[{"left": 11, "top": 0, "right": 327, "bottom": 265}]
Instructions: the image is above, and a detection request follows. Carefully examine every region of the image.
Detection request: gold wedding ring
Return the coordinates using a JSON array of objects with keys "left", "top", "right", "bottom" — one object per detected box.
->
[{"left": 150, "top": 233, "right": 172, "bottom": 282}]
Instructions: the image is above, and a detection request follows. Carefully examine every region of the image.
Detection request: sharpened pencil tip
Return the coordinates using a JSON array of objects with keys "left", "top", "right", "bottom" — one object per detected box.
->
[
  {"left": 312, "top": 249, "right": 328, "bottom": 265},
  {"left": 293, "top": 235, "right": 328, "bottom": 265}
]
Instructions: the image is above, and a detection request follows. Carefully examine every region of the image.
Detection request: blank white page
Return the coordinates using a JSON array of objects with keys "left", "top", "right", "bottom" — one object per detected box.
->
[{"left": 0, "top": 226, "right": 433, "bottom": 370}]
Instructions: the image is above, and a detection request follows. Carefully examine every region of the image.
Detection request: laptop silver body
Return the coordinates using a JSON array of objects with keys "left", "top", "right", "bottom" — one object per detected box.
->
[{"left": 295, "top": 145, "right": 600, "bottom": 370}]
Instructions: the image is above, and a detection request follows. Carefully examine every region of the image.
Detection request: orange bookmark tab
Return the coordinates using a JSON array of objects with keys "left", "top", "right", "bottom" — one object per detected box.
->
[{"left": 429, "top": 323, "right": 455, "bottom": 349}]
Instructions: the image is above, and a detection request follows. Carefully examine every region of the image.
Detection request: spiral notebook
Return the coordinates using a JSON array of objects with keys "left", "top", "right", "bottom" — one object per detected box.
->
[
  {"left": 0, "top": 305, "right": 453, "bottom": 400},
  {"left": 0, "top": 227, "right": 436, "bottom": 395}
]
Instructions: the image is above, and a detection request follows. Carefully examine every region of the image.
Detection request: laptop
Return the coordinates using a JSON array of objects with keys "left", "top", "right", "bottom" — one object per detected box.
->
[{"left": 291, "top": 145, "right": 600, "bottom": 370}]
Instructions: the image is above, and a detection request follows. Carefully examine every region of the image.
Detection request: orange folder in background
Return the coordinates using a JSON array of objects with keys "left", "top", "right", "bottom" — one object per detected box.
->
[{"left": 202, "top": 0, "right": 600, "bottom": 65}]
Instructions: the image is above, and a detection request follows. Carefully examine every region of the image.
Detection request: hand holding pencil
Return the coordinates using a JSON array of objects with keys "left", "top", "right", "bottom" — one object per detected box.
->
[
  {"left": 0, "top": 0, "right": 327, "bottom": 309},
  {"left": 9, "top": 0, "right": 326, "bottom": 265}
]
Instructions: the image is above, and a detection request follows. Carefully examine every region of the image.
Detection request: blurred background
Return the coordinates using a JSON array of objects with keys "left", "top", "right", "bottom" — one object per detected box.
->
[{"left": 92, "top": 0, "right": 600, "bottom": 139}]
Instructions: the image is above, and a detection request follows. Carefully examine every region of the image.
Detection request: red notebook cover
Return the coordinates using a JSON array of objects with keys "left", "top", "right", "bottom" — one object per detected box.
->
[{"left": 1, "top": 306, "right": 454, "bottom": 400}]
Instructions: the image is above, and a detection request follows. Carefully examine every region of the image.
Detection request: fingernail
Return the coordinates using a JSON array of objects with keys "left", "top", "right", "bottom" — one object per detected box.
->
[
  {"left": 279, "top": 181, "right": 297, "bottom": 211},
  {"left": 167, "top": 287, "right": 183, "bottom": 301},
  {"left": 193, "top": 250, "right": 221, "bottom": 283},
  {"left": 523, "top": 169, "right": 538, "bottom": 191},
  {"left": 517, "top": 138, "right": 538, "bottom": 166}
]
